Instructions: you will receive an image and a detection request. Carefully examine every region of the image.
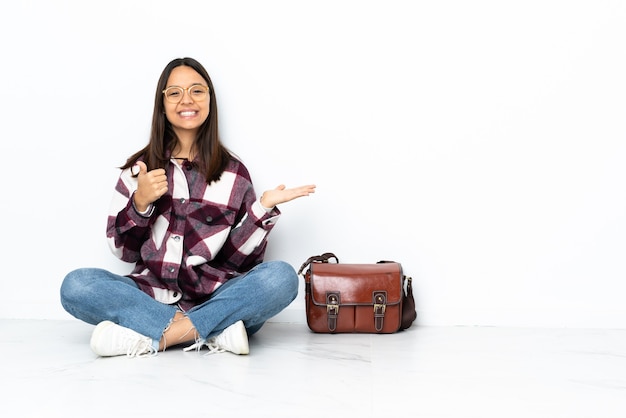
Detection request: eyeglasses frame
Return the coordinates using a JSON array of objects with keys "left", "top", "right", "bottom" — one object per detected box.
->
[{"left": 162, "top": 84, "right": 210, "bottom": 103}]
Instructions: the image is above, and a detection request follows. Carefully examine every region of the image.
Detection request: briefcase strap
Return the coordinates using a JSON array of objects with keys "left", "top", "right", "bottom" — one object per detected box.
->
[
  {"left": 373, "top": 291, "right": 387, "bottom": 332},
  {"left": 326, "top": 292, "right": 340, "bottom": 332}
]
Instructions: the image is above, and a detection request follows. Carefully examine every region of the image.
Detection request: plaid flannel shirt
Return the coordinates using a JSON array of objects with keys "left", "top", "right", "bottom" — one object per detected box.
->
[{"left": 106, "top": 157, "right": 281, "bottom": 311}]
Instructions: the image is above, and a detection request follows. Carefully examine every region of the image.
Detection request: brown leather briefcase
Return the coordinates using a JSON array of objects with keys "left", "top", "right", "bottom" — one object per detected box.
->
[{"left": 298, "top": 253, "right": 416, "bottom": 333}]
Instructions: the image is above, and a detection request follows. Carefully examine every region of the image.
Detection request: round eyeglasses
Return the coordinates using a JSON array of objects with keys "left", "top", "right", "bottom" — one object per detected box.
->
[{"left": 162, "top": 84, "right": 210, "bottom": 103}]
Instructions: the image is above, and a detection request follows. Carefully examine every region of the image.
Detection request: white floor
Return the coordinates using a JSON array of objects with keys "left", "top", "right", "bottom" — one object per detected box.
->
[{"left": 3, "top": 319, "right": 626, "bottom": 418}]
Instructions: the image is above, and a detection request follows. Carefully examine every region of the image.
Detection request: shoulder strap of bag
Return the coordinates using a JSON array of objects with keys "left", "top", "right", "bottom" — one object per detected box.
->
[
  {"left": 378, "top": 260, "right": 417, "bottom": 330},
  {"left": 400, "top": 275, "right": 417, "bottom": 330}
]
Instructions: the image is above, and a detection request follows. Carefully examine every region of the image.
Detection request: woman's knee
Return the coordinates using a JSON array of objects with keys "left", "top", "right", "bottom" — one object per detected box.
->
[
  {"left": 260, "top": 260, "right": 299, "bottom": 297},
  {"left": 60, "top": 268, "right": 112, "bottom": 306},
  {"left": 60, "top": 268, "right": 92, "bottom": 305},
  {"left": 61, "top": 268, "right": 86, "bottom": 295}
]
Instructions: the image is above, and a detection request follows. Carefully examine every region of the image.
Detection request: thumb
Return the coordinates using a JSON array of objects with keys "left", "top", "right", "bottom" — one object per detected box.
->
[
  {"left": 132, "top": 161, "right": 148, "bottom": 176},
  {"left": 275, "top": 184, "right": 286, "bottom": 191}
]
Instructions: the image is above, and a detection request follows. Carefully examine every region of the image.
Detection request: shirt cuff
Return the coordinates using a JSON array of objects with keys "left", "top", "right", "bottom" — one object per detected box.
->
[
  {"left": 132, "top": 200, "right": 155, "bottom": 217},
  {"left": 259, "top": 197, "right": 273, "bottom": 212}
]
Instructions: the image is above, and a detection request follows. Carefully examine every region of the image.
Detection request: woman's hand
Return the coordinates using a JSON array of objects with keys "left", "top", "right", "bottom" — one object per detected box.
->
[
  {"left": 132, "top": 161, "right": 168, "bottom": 212},
  {"left": 260, "top": 184, "right": 316, "bottom": 208}
]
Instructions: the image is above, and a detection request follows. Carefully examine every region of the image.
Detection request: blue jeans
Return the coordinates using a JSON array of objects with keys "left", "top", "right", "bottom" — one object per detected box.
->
[{"left": 60, "top": 260, "right": 299, "bottom": 342}]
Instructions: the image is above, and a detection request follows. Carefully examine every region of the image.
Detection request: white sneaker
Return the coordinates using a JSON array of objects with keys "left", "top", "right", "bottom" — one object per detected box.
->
[
  {"left": 90, "top": 320, "right": 157, "bottom": 358},
  {"left": 183, "top": 320, "right": 249, "bottom": 355}
]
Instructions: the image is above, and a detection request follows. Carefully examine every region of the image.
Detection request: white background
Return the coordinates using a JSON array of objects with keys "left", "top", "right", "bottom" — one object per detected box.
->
[{"left": 1, "top": 0, "right": 625, "bottom": 328}]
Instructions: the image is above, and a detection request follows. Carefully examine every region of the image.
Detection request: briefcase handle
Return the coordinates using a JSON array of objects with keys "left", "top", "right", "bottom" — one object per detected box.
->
[
  {"left": 298, "top": 253, "right": 400, "bottom": 276},
  {"left": 297, "top": 252, "right": 339, "bottom": 276}
]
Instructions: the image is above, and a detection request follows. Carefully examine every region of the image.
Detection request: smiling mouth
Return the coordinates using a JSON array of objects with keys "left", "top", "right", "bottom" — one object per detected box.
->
[{"left": 179, "top": 111, "right": 197, "bottom": 117}]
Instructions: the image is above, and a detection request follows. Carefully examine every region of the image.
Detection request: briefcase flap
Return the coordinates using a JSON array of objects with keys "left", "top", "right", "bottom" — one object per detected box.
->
[{"left": 309, "top": 262, "right": 403, "bottom": 307}]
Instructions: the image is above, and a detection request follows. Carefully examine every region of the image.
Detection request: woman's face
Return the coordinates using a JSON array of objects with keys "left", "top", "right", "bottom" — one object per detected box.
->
[{"left": 163, "top": 65, "right": 210, "bottom": 138}]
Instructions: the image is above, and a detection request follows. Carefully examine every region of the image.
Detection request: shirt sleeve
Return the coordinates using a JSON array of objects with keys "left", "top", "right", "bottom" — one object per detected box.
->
[
  {"left": 106, "top": 168, "right": 153, "bottom": 263},
  {"left": 214, "top": 172, "right": 281, "bottom": 273}
]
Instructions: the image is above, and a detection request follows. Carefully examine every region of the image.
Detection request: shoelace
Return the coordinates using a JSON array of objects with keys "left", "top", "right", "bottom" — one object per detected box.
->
[
  {"left": 205, "top": 340, "right": 226, "bottom": 354},
  {"left": 126, "top": 338, "right": 157, "bottom": 358},
  {"left": 183, "top": 337, "right": 224, "bottom": 355},
  {"left": 183, "top": 338, "right": 206, "bottom": 352}
]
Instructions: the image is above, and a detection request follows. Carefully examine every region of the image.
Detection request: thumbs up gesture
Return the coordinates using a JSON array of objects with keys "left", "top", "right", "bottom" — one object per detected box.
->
[{"left": 132, "top": 161, "right": 168, "bottom": 212}]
